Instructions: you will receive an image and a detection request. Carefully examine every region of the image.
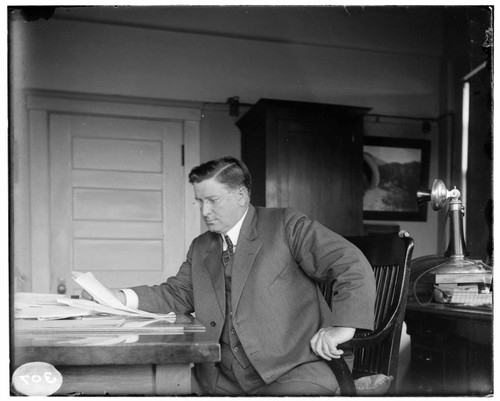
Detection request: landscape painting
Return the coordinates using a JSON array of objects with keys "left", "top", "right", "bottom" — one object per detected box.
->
[{"left": 363, "top": 137, "right": 430, "bottom": 221}]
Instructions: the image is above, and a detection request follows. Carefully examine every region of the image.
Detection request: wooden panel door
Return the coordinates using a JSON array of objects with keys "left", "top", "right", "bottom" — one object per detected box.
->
[{"left": 49, "top": 113, "right": 185, "bottom": 295}]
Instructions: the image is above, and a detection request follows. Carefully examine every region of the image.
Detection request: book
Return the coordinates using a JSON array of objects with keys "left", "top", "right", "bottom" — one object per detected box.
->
[{"left": 433, "top": 272, "right": 492, "bottom": 284}]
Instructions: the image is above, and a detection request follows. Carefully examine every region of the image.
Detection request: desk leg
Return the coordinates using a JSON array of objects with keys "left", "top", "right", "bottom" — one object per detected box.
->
[{"left": 155, "top": 363, "right": 191, "bottom": 395}]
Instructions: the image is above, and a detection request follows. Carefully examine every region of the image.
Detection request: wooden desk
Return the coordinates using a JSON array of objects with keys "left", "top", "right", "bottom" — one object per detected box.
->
[
  {"left": 12, "top": 315, "right": 220, "bottom": 395},
  {"left": 405, "top": 302, "right": 493, "bottom": 396}
]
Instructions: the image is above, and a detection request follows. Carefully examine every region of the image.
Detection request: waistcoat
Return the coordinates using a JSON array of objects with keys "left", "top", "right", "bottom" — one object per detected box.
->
[{"left": 219, "top": 247, "right": 266, "bottom": 392}]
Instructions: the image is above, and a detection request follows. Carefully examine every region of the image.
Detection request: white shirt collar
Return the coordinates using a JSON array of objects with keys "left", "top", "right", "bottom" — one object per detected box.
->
[{"left": 222, "top": 207, "right": 248, "bottom": 249}]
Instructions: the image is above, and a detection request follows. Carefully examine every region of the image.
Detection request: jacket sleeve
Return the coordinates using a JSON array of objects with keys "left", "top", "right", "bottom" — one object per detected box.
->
[
  {"left": 284, "top": 208, "right": 376, "bottom": 331},
  {"left": 130, "top": 242, "right": 195, "bottom": 314}
]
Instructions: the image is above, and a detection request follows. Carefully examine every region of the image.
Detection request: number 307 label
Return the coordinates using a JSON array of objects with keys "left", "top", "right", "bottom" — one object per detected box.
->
[{"left": 12, "top": 362, "right": 63, "bottom": 396}]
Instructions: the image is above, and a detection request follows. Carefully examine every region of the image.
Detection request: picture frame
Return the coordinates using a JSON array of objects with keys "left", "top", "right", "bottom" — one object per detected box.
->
[{"left": 363, "top": 136, "right": 431, "bottom": 221}]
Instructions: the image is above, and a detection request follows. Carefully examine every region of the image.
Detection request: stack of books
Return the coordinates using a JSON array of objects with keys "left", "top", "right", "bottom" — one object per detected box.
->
[{"left": 433, "top": 281, "right": 492, "bottom": 306}]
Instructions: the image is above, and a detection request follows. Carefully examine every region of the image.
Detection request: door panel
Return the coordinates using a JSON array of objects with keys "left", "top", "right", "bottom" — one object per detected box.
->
[
  {"left": 73, "top": 137, "right": 163, "bottom": 172},
  {"left": 73, "top": 221, "right": 163, "bottom": 238},
  {"left": 49, "top": 113, "right": 185, "bottom": 295},
  {"left": 72, "top": 170, "right": 163, "bottom": 190},
  {"left": 73, "top": 239, "right": 163, "bottom": 271},
  {"left": 73, "top": 188, "right": 163, "bottom": 221}
]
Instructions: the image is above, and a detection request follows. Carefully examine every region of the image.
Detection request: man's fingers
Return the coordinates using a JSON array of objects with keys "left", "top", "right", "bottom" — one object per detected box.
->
[
  {"left": 315, "top": 345, "right": 330, "bottom": 361},
  {"left": 328, "top": 345, "right": 344, "bottom": 358},
  {"left": 313, "top": 331, "right": 332, "bottom": 361},
  {"left": 321, "top": 339, "right": 338, "bottom": 360},
  {"left": 311, "top": 329, "right": 345, "bottom": 360}
]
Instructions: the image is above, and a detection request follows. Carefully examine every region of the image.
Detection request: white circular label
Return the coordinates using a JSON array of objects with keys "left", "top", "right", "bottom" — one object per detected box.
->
[{"left": 12, "top": 362, "right": 63, "bottom": 396}]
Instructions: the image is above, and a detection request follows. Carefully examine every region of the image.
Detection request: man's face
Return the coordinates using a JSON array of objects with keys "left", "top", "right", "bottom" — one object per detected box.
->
[{"left": 193, "top": 177, "right": 247, "bottom": 234}]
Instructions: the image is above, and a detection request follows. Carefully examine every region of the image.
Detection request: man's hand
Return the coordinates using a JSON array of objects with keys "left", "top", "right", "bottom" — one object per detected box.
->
[
  {"left": 310, "top": 326, "right": 356, "bottom": 361},
  {"left": 80, "top": 289, "right": 126, "bottom": 305}
]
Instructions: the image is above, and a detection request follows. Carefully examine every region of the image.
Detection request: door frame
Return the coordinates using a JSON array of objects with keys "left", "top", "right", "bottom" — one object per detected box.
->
[{"left": 17, "top": 90, "right": 202, "bottom": 292}]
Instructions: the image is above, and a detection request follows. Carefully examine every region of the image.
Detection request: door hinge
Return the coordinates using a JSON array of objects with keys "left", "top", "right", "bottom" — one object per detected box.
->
[{"left": 181, "top": 144, "right": 185, "bottom": 166}]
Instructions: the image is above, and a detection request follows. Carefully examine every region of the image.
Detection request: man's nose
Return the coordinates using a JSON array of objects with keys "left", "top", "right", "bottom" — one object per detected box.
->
[{"left": 201, "top": 202, "right": 211, "bottom": 216}]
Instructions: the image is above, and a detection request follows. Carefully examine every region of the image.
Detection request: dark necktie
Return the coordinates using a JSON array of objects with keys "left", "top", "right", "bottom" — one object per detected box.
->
[{"left": 222, "top": 235, "right": 234, "bottom": 269}]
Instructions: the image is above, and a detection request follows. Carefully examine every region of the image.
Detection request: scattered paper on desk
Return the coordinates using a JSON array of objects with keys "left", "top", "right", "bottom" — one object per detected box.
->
[
  {"left": 15, "top": 305, "right": 93, "bottom": 320},
  {"left": 15, "top": 292, "right": 66, "bottom": 308},
  {"left": 14, "top": 273, "right": 176, "bottom": 321},
  {"left": 15, "top": 315, "right": 185, "bottom": 335},
  {"left": 14, "top": 293, "right": 93, "bottom": 320},
  {"left": 15, "top": 294, "right": 175, "bottom": 321},
  {"left": 57, "top": 298, "right": 142, "bottom": 317},
  {"left": 72, "top": 271, "right": 176, "bottom": 321},
  {"left": 16, "top": 316, "right": 125, "bottom": 330}
]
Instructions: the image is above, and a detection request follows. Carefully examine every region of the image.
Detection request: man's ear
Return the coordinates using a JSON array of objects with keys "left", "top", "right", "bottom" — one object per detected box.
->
[{"left": 237, "top": 187, "right": 249, "bottom": 205}]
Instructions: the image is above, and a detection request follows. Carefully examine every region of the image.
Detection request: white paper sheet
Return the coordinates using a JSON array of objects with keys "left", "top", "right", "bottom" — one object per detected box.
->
[
  {"left": 15, "top": 305, "right": 93, "bottom": 320},
  {"left": 56, "top": 298, "right": 143, "bottom": 317},
  {"left": 72, "top": 271, "right": 176, "bottom": 320},
  {"left": 72, "top": 271, "right": 129, "bottom": 309},
  {"left": 15, "top": 292, "right": 67, "bottom": 307}
]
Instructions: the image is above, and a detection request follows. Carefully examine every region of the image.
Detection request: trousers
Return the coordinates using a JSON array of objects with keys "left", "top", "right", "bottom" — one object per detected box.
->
[{"left": 192, "top": 358, "right": 352, "bottom": 396}]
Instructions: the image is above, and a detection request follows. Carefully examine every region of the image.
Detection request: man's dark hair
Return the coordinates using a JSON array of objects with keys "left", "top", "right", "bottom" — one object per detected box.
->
[{"left": 188, "top": 156, "right": 252, "bottom": 194}]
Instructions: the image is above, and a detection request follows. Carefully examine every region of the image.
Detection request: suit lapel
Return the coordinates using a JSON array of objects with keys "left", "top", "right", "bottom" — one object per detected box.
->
[
  {"left": 203, "top": 235, "right": 225, "bottom": 317},
  {"left": 232, "top": 205, "right": 262, "bottom": 312}
]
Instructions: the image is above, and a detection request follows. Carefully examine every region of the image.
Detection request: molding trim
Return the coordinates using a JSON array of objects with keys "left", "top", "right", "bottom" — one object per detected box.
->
[{"left": 25, "top": 89, "right": 203, "bottom": 121}]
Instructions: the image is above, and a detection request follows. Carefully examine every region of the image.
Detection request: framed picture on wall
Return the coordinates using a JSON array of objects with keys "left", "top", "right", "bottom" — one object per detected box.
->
[{"left": 363, "top": 136, "right": 431, "bottom": 221}]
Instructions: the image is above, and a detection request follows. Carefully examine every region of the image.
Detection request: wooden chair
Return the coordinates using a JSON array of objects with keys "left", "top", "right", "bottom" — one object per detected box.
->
[{"left": 321, "top": 231, "right": 414, "bottom": 395}]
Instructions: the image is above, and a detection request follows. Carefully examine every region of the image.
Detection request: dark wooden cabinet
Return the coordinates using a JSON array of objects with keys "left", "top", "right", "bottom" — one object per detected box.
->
[
  {"left": 236, "top": 99, "right": 370, "bottom": 236},
  {"left": 405, "top": 303, "right": 492, "bottom": 396},
  {"left": 404, "top": 256, "right": 493, "bottom": 396}
]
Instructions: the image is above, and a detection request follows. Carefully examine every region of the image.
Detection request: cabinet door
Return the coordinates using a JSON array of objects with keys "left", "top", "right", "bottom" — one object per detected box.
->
[
  {"left": 274, "top": 117, "right": 363, "bottom": 235},
  {"left": 238, "top": 99, "right": 367, "bottom": 236}
]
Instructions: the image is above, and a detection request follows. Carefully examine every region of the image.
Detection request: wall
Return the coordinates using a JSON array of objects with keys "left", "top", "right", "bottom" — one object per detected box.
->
[
  {"left": 12, "top": 8, "right": 443, "bottom": 116},
  {"left": 10, "top": 6, "right": 445, "bottom": 258},
  {"left": 200, "top": 104, "right": 248, "bottom": 163}
]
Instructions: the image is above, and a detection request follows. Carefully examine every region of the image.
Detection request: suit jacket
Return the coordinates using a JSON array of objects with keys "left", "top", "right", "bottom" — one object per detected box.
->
[{"left": 132, "top": 205, "right": 376, "bottom": 394}]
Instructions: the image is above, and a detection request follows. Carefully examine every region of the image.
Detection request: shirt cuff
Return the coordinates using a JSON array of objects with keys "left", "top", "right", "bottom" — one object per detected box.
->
[{"left": 120, "top": 288, "right": 139, "bottom": 309}]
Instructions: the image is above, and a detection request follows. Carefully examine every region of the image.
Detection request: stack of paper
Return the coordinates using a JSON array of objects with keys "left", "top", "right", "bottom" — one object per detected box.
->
[
  {"left": 434, "top": 283, "right": 493, "bottom": 306},
  {"left": 15, "top": 315, "right": 185, "bottom": 335},
  {"left": 14, "top": 272, "right": 176, "bottom": 322},
  {"left": 14, "top": 293, "right": 93, "bottom": 320},
  {"left": 72, "top": 271, "right": 175, "bottom": 320}
]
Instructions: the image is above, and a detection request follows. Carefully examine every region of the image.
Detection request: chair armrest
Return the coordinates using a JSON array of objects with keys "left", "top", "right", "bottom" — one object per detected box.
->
[
  {"left": 345, "top": 321, "right": 397, "bottom": 348},
  {"left": 326, "top": 357, "right": 356, "bottom": 395}
]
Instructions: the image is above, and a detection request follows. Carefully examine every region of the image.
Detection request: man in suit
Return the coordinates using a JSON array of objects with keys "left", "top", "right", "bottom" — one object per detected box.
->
[{"left": 93, "top": 156, "right": 376, "bottom": 395}]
